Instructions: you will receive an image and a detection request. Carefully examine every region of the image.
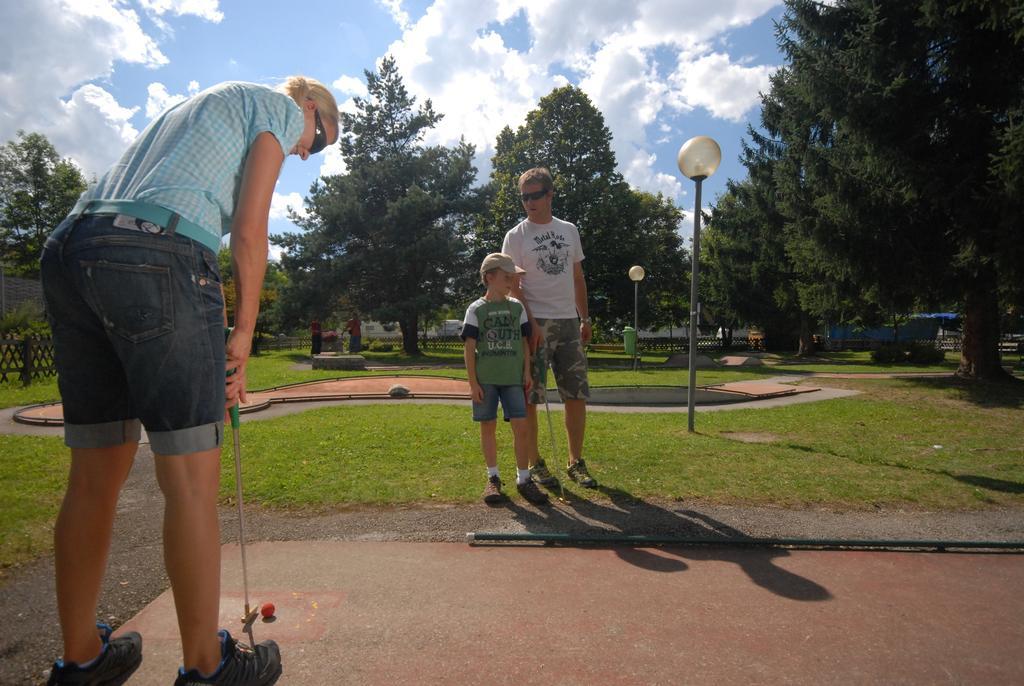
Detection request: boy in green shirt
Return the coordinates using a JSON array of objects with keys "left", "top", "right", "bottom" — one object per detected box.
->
[{"left": 462, "top": 253, "right": 549, "bottom": 505}]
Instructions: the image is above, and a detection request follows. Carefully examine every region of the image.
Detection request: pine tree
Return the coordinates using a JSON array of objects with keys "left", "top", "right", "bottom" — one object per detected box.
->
[{"left": 275, "top": 56, "right": 479, "bottom": 353}]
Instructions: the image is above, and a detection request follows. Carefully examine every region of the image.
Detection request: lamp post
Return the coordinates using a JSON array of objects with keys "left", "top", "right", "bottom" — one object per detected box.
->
[
  {"left": 677, "top": 136, "right": 721, "bottom": 432},
  {"left": 628, "top": 265, "right": 645, "bottom": 371}
]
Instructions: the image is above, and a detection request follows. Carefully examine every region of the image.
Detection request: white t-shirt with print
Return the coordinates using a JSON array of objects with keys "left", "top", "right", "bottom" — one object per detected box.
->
[{"left": 501, "top": 216, "right": 584, "bottom": 319}]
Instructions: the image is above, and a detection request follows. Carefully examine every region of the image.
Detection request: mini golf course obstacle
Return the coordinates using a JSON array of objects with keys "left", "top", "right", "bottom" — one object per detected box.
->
[{"left": 12, "top": 375, "right": 820, "bottom": 426}]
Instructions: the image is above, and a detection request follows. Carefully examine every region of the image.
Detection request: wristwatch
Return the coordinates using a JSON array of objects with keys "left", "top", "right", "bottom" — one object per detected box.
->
[{"left": 580, "top": 317, "right": 592, "bottom": 325}]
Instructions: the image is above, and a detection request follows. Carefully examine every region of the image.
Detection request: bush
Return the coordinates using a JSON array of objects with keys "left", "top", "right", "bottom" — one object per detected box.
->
[
  {"left": 0, "top": 302, "right": 50, "bottom": 337},
  {"left": 907, "top": 342, "right": 945, "bottom": 364},
  {"left": 871, "top": 343, "right": 907, "bottom": 363},
  {"left": 368, "top": 339, "right": 393, "bottom": 352}
]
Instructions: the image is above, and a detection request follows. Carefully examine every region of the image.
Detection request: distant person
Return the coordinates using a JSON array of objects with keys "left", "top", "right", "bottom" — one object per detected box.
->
[
  {"left": 345, "top": 313, "right": 362, "bottom": 353},
  {"left": 462, "top": 253, "right": 548, "bottom": 505},
  {"left": 40, "top": 77, "right": 339, "bottom": 686},
  {"left": 502, "top": 167, "right": 597, "bottom": 489},
  {"left": 311, "top": 318, "right": 322, "bottom": 355}
]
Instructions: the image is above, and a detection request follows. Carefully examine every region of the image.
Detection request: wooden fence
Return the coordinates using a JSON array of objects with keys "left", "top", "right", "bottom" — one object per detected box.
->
[{"left": 0, "top": 336, "right": 57, "bottom": 385}]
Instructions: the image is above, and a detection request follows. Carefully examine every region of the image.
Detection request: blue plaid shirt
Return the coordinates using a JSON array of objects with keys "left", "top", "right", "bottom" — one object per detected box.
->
[{"left": 73, "top": 82, "right": 305, "bottom": 246}]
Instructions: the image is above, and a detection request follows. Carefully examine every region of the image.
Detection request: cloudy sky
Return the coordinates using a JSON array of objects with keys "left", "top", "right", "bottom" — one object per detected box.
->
[{"left": 0, "top": 0, "right": 785, "bottom": 256}]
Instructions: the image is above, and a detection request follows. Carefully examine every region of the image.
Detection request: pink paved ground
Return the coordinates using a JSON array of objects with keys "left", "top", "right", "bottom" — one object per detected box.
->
[
  {"left": 117, "top": 541, "right": 1024, "bottom": 685},
  {"left": 14, "top": 376, "right": 471, "bottom": 422}
]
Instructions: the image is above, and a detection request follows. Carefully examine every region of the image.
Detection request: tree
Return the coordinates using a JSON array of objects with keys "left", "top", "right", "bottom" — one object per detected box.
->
[
  {"left": 703, "top": 179, "right": 807, "bottom": 352},
  {"left": 0, "top": 132, "right": 86, "bottom": 277},
  {"left": 217, "top": 247, "right": 289, "bottom": 343},
  {"left": 275, "top": 56, "right": 479, "bottom": 353},
  {"left": 486, "top": 86, "right": 688, "bottom": 332},
  {"left": 759, "top": 0, "right": 1024, "bottom": 379}
]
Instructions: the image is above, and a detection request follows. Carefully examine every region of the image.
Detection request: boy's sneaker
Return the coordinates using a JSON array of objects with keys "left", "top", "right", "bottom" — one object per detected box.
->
[
  {"left": 529, "top": 458, "right": 558, "bottom": 486},
  {"left": 516, "top": 479, "right": 550, "bottom": 505},
  {"left": 174, "top": 630, "right": 281, "bottom": 686},
  {"left": 47, "top": 622, "right": 142, "bottom": 686},
  {"left": 567, "top": 459, "right": 597, "bottom": 488},
  {"left": 482, "top": 475, "right": 505, "bottom": 504}
]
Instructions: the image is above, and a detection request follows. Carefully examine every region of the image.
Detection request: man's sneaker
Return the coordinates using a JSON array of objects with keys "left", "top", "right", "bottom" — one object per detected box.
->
[
  {"left": 516, "top": 479, "right": 550, "bottom": 505},
  {"left": 567, "top": 459, "right": 597, "bottom": 488},
  {"left": 482, "top": 475, "right": 505, "bottom": 504},
  {"left": 174, "top": 630, "right": 281, "bottom": 686},
  {"left": 47, "top": 622, "right": 142, "bottom": 686},
  {"left": 529, "top": 458, "right": 558, "bottom": 486}
]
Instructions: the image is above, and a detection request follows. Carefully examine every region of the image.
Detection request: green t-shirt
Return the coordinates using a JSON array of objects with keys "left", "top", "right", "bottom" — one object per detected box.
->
[{"left": 461, "top": 297, "right": 529, "bottom": 385}]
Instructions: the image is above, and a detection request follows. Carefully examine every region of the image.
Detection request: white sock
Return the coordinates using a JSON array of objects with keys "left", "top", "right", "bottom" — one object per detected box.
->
[
  {"left": 487, "top": 466, "right": 499, "bottom": 478},
  {"left": 517, "top": 468, "right": 531, "bottom": 484}
]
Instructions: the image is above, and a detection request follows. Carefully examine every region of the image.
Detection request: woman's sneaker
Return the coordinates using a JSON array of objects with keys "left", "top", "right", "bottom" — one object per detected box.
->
[
  {"left": 528, "top": 458, "right": 558, "bottom": 486},
  {"left": 482, "top": 475, "right": 505, "bottom": 504},
  {"left": 174, "top": 630, "right": 281, "bottom": 685},
  {"left": 47, "top": 622, "right": 142, "bottom": 686}
]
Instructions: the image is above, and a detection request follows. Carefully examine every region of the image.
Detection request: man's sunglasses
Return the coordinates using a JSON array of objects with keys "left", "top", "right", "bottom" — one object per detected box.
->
[
  {"left": 309, "top": 109, "right": 328, "bottom": 155},
  {"left": 520, "top": 189, "right": 549, "bottom": 202}
]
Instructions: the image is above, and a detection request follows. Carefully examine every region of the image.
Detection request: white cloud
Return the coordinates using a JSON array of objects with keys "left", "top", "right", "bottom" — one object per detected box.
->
[
  {"left": 670, "top": 52, "right": 774, "bottom": 122},
  {"left": 52, "top": 85, "right": 140, "bottom": 177},
  {"left": 332, "top": 75, "right": 368, "bottom": 97},
  {"left": 138, "top": 0, "right": 224, "bottom": 23},
  {"left": 381, "top": 0, "right": 779, "bottom": 201},
  {"left": 319, "top": 144, "right": 348, "bottom": 178},
  {"left": 0, "top": 0, "right": 219, "bottom": 177},
  {"left": 624, "top": 151, "right": 683, "bottom": 199},
  {"left": 270, "top": 192, "right": 308, "bottom": 221},
  {"left": 145, "top": 82, "right": 187, "bottom": 119},
  {"left": 0, "top": 0, "right": 165, "bottom": 115},
  {"left": 376, "top": 0, "right": 411, "bottom": 30}
]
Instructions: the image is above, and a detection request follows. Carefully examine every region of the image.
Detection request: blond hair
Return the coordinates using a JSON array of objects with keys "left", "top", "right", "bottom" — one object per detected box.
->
[
  {"left": 280, "top": 75, "right": 340, "bottom": 142},
  {"left": 518, "top": 167, "right": 554, "bottom": 192}
]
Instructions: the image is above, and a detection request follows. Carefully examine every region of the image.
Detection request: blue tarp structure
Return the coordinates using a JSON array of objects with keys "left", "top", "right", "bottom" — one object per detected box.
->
[{"left": 827, "top": 313, "right": 960, "bottom": 341}]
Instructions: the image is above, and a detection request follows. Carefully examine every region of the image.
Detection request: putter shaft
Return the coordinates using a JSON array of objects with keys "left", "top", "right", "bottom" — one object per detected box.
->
[{"left": 231, "top": 409, "right": 255, "bottom": 643}]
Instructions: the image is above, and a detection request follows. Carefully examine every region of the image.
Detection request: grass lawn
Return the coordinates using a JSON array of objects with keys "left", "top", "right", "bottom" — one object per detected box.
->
[
  {"left": 0, "top": 435, "right": 68, "bottom": 573},
  {"left": 1, "top": 347, "right": 1020, "bottom": 572},
  {"left": 0, "top": 377, "right": 60, "bottom": 410},
  {"left": 219, "top": 375, "right": 1023, "bottom": 512}
]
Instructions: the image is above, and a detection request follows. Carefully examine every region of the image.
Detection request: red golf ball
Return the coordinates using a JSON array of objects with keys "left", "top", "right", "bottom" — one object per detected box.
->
[{"left": 260, "top": 602, "right": 275, "bottom": 618}]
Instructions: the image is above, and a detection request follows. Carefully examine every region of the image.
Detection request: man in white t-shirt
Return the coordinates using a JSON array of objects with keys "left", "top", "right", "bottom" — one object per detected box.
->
[{"left": 501, "top": 167, "right": 597, "bottom": 488}]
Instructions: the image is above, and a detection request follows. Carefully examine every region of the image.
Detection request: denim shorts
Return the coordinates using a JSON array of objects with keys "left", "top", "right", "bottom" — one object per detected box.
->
[
  {"left": 40, "top": 213, "right": 226, "bottom": 454},
  {"left": 472, "top": 383, "right": 527, "bottom": 422}
]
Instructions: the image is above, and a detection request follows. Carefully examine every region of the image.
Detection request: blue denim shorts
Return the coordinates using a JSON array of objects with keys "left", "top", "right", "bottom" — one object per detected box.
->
[
  {"left": 40, "top": 213, "right": 226, "bottom": 454},
  {"left": 472, "top": 383, "right": 527, "bottom": 422}
]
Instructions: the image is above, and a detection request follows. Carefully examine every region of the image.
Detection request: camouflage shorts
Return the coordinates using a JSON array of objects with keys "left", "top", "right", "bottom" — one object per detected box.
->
[{"left": 529, "top": 317, "right": 590, "bottom": 404}]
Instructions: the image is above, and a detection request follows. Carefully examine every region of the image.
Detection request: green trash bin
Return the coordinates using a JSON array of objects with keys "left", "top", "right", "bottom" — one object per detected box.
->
[{"left": 623, "top": 326, "right": 637, "bottom": 356}]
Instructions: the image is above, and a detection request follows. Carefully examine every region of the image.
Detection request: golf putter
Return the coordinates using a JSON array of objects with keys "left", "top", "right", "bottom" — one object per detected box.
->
[
  {"left": 540, "top": 344, "right": 567, "bottom": 503},
  {"left": 230, "top": 397, "right": 258, "bottom": 645},
  {"left": 226, "top": 333, "right": 258, "bottom": 645}
]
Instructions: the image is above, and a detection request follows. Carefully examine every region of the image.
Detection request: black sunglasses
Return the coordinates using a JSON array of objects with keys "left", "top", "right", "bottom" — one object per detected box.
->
[
  {"left": 520, "top": 189, "right": 549, "bottom": 202},
  {"left": 309, "top": 109, "right": 328, "bottom": 155}
]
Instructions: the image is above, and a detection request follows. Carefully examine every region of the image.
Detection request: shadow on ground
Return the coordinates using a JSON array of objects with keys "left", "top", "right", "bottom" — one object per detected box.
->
[
  {"left": 899, "top": 375, "right": 1024, "bottom": 409},
  {"left": 503, "top": 484, "right": 832, "bottom": 603}
]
